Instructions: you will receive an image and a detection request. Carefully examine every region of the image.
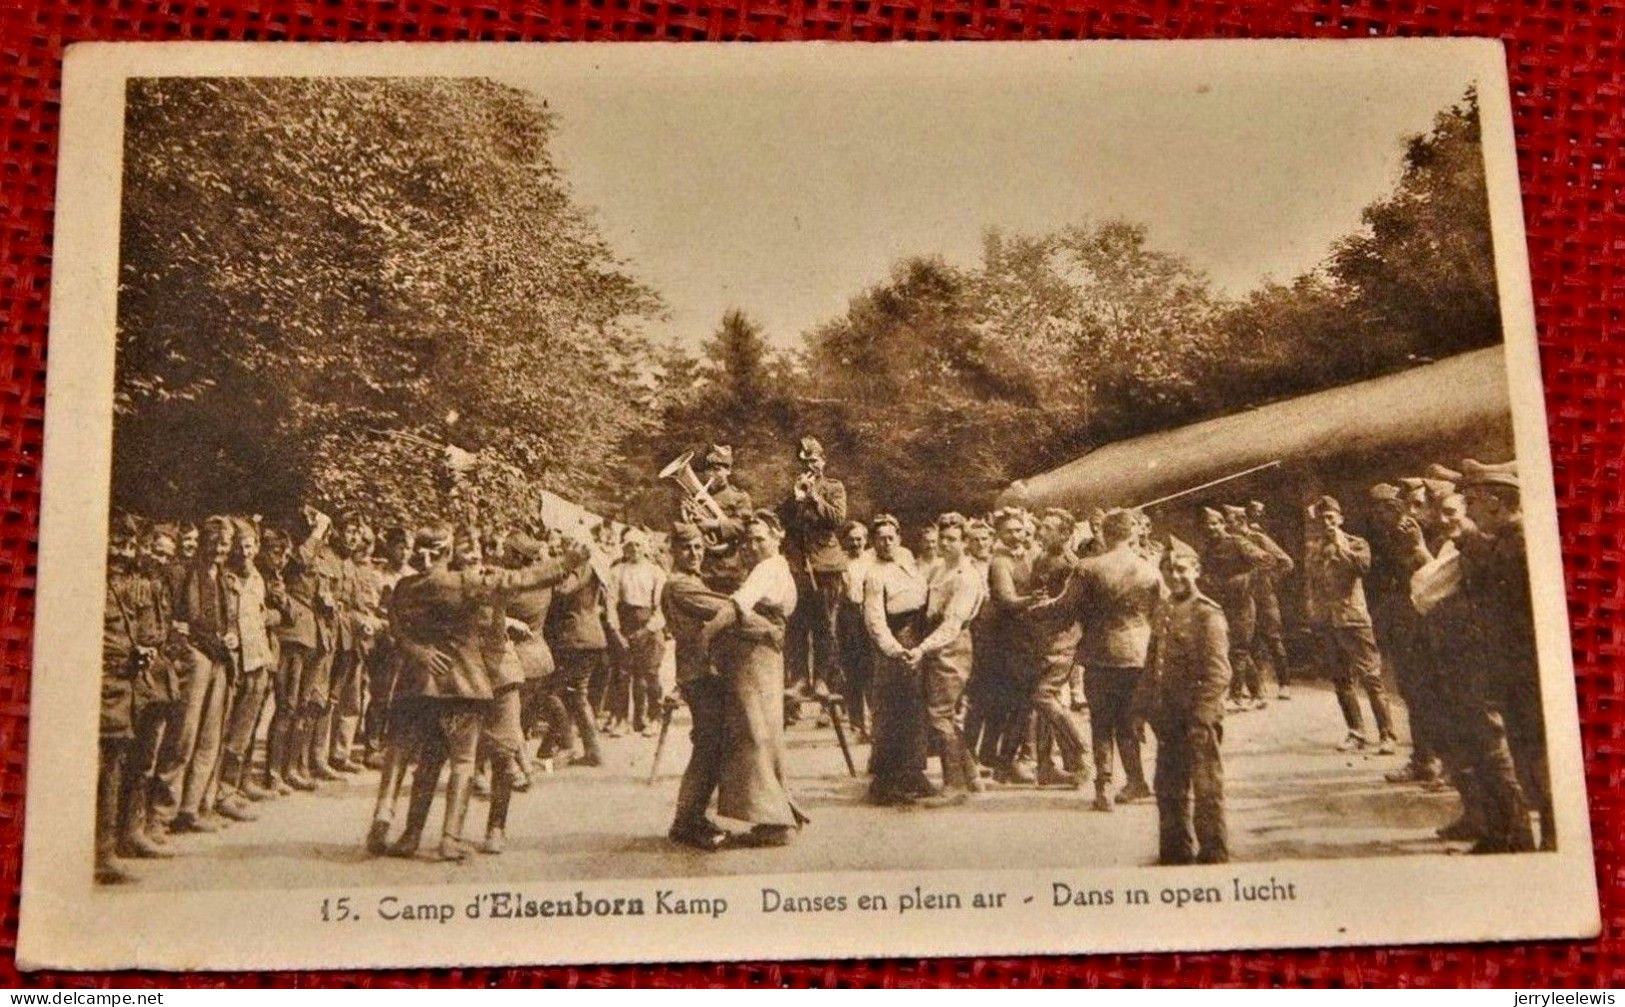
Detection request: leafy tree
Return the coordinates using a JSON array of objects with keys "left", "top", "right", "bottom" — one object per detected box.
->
[
  {"left": 1329, "top": 87, "right": 1498, "bottom": 365},
  {"left": 115, "top": 76, "right": 662, "bottom": 528}
]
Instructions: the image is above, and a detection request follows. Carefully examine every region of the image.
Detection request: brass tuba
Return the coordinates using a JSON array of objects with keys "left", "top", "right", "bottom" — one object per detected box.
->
[{"left": 659, "top": 450, "right": 728, "bottom": 528}]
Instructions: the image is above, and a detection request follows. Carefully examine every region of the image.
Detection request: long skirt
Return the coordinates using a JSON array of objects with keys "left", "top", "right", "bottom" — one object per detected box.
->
[{"left": 717, "top": 638, "right": 806, "bottom": 828}]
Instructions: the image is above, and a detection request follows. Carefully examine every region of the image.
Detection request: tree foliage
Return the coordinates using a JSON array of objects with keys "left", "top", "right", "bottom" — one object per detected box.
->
[{"left": 116, "top": 76, "right": 662, "bottom": 527}]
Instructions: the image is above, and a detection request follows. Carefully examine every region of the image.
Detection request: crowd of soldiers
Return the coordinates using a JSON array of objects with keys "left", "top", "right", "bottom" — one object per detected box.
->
[{"left": 94, "top": 432, "right": 1549, "bottom": 883}]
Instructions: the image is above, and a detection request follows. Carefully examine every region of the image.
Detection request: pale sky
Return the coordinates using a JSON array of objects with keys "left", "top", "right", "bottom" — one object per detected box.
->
[{"left": 504, "top": 43, "right": 1483, "bottom": 349}]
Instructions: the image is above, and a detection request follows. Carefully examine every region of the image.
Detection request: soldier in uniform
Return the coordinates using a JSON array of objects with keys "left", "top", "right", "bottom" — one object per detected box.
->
[
  {"left": 690, "top": 444, "right": 753, "bottom": 593},
  {"left": 215, "top": 519, "right": 283, "bottom": 808},
  {"left": 1244, "top": 501, "right": 1294, "bottom": 701},
  {"left": 1368, "top": 482, "right": 1443, "bottom": 785},
  {"left": 1304, "top": 496, "right": 1397, "bottom": 753},
  {"left": 901, "top": 513, "right": 986, "bottom": 807},
  {"left": 501, "top": 532, "right": 558, "bottom": 775},
  {"left": 379, "top": 525, "right": 586, "bottom": 861},
  {"left": 326, "top": 515, "right": 383, "bottom": 774},
  {"left": 660, "top": 523, "right": 736, "bottom": 850},
  {"left": 862, "top": 514, "right": 931, "bottom": 804},
  {"left": 289, "top": 507, "right": 348, "bottom": 785},
  {"left": 778, "top": 435, "right": 848, "bottom": 715},
  {"left": 698, "top": 510, "right": 809, "bottom": 847},
  {"left": 1035, "top": 509, "right": 1163, "bottom": 811},
  {"left": 1138, "top": 537, "right": 1232, "bottom": 865},
  {"left": 1025, "top": 508, "right": 1089, "bottom": 788},
  {"left": 539, "top": 535, "right": 618, "bottom": 767},
  {"left": 1457, "top": 458, "right": 1547, "bottom": 852},
  {"left": 1219, "top": 505, "right": 1291, "bottom": 709},
  {"left": 361, "top": 526, "right": 416, "bottom": 770},
  {"left": 99, "top": 517, "right": 178, "bottom": 882}
]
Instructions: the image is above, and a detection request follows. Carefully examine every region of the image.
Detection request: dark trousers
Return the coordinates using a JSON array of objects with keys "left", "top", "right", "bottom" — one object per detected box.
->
[
  {"left": 1316, "top": 624, "right": 1394, "bottom": 738},
  {"left": 540, "top": 649, "right": 603, "bottom": 760},
  {"left": 1153, "top": 718, "right": 1227, "bottom": 864},
  {"left": 786, "top": 569, "right": 843, "bottom": 696},
  {"left": 96, "top": 737, "right": 129, "bottom": 871},
  {"left": 870, "top": 648, "right": 928, "bottom": 799},
  {"left": 1085, "top": 666, "right": 1147, "bottom": 792},
  {"left": 1032, "top": 657, "right": 1088, "bottom": 773},
  {"left": 673, "top": 676, "right": 727, "bottom": 828},
  {"left": 836, "top": 602, "right": 873, "bottom": 730}
]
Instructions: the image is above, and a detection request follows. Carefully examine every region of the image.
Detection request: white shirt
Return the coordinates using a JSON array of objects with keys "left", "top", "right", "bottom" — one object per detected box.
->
[
  {"left": 733, "top": 553, "right": 798, "bottom": 619},
  {"left": 842, "top": 549, "right": 876, "bottom": 605}
]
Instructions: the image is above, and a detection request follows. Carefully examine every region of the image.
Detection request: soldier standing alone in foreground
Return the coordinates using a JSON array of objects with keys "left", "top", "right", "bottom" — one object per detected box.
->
[{"left": 1138, "top": 538, "right": 1232, "bottom": 866}]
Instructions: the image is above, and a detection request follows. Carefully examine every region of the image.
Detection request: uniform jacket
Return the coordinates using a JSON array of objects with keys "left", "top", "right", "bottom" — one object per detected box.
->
[
  {"left": 173, "top": 561, "right": 237, "bottom": 667},
  {"left": 661, "top": 568, "right": 732, "bottom": 684},
  {"left": 1060, "top": 544, "right": 1165, "bottom": 669},
  {"left": 1304, "top": 532, "right": 1374, "bottom": 628},
  {"left": 702, "top": 482, "right": 754, "bottom": 592},
  {"left": 392, "top": 557, "right": 576, "bottom": 701},
  {"left": 1459, "top": 521, "right": 1536, "bottom": 679},
  {"left": 545, "top": 562, "right": 617, "bottom": 653},
  {"left": 1026, "top": 548, "right": 1082, "bottom": 668},
  {"left": 265, "top": 565, "right": 318, "bottom": 651},
  {"left": 1200, "top": 531, "right": 1275, "bottom": 621},
  {"left": 778, "top": 473, "right": 848, "bottom": 574},
  {"left": 1139, "top": 592, "right": 1232, "bottom": 726},
  {"left": 506, "top": 578, "right": 556, "bottom": 682}
]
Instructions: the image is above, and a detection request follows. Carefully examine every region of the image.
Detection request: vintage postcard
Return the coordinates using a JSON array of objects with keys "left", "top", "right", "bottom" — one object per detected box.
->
[{"left": 18, "top": 39, "right": 1598, "bottom": 970}]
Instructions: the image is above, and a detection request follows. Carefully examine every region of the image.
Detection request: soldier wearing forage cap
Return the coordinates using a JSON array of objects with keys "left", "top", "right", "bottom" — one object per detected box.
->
[
  {"left": 690, "top": 443, "right": 753, "bottom": 593},
  {"left": 375, "top": 525, "right": 586, "bottom": 861},
  {"left": 660, "top": 523, "right": 736, "bottom": 850},
  {"left": 1198, "top": 506, "right": 1278, "bottom": 718},
  {"left": 1031, "top": 508, "right": 1163, "bottom": 812},
  {"left": 1368, "top": 481, "right": 1443, "bottom": 786},
  {"left": 1222, "top": 503, "right": 1292, "bottom": 708},
  {"left": 1455, "top": 458, "right": 1548, "bottom": 852},
  {"left": 1025, "top": 508, "right": 1090, "bottom": 788},
  {"left": 1245, "top": 501, "right": 1294, "bottom": 701},
  {"left": 779, "top": 435, "right": 848, "bottom": 716},
  {"left": 1136, "top": 536, "right": 1232, "bottom": 865},
  {"left": 1304, "top": 495, "right": 1397, "bottom": 754}
]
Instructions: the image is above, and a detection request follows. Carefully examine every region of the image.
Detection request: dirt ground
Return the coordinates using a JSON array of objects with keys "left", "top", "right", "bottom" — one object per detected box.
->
[{"left": 121, "top": 679, "right": 1465, "bottom": 891}]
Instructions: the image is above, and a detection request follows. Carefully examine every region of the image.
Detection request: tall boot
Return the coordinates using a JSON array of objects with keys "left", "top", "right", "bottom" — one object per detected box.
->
[
  {"left": 439, "top": 766, "right": 475, "bottom": 861},
  {"left": 117, "top": 774, "right": 173, "bottom": 859},
  {"left": 483, "top": 770, "right": 512, "bottom": 854},
  {"left": 285, "top": 715, "right": 318, "bottom": 790},
  {"left": 367, "top": 742, "right": 412, "bottom": 855},
  {"left": 388, "top": 752, "right": 443, "bottom": 858},
  {"left": 307, "top": 705, "right": 341, "bottom": 781},
  {"left": 263, "top": 716, "right": 292, "bottom": 794}
]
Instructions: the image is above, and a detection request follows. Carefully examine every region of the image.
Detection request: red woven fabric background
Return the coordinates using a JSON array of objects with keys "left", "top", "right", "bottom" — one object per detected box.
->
[{"left": 1, "top": 0, "right": 1621, "bottom": 989}]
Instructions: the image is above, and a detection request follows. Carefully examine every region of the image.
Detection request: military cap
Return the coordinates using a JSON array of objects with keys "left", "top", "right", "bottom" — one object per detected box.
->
[
  {"left": 1201, "top": 506, "right": 1224, "bottom": 522},
  {"left": 991, "top": 507, "right": 1025, "bottom": 528},
  {"left": 966, "top": 517, "right": 992, "bottom": 534},
  {"left": 1427, "top": 462, "right": 1463, "bottom": 483},
  {"left": 1459, "top": 458, "right": 1519, "bottom": 490},
  {"left": 1421, "top": 478, "right": 1456, "bottom": 501},
  {"left": 1396, "top": 477, "right": 1428, "bottom": 495},
  {"left": 670, "top": 522, "right": 704, "bottom": 545},
  {"left": 701, "top": 443, "right": 734, "bottom": 468},
  {"left": 507, "top": 531, "right": 545, "bottom": 560},
  {"left": 871, "top": 513, "right": 901, "bottom": 532},
  {"left": 796, "top": 435, "right": 825, "bottom": 463},
  {"left": 1221, "top": 504, "right": 1248, "bottom": 520},
  {"left": 1165, "top": 535, "right": 1200, "bottom": 564},
  {"left": 415, "top": 525, "right": 453, "bottom": 550},
  {"left": 1368, "top": 483, "right": 1402, "bottom": 503},
  {"left": 1311, "top": 495, "right": 1342, "bottom": 516}
]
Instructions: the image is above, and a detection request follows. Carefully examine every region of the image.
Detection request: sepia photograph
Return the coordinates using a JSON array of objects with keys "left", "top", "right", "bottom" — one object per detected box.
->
[{"left": 17, "top": 40, "right": 1597, "bottom": 970}]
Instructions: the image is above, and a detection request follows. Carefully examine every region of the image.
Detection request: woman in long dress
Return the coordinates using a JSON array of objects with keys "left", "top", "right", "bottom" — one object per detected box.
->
[{"left": 701, "top": 509, "right": 810, "bottom": 847}]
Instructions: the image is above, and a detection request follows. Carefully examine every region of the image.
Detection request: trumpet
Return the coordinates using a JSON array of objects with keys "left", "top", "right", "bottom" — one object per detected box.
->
[{"left": 659, "top": 450, "right": 728, "bottom": 528}]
